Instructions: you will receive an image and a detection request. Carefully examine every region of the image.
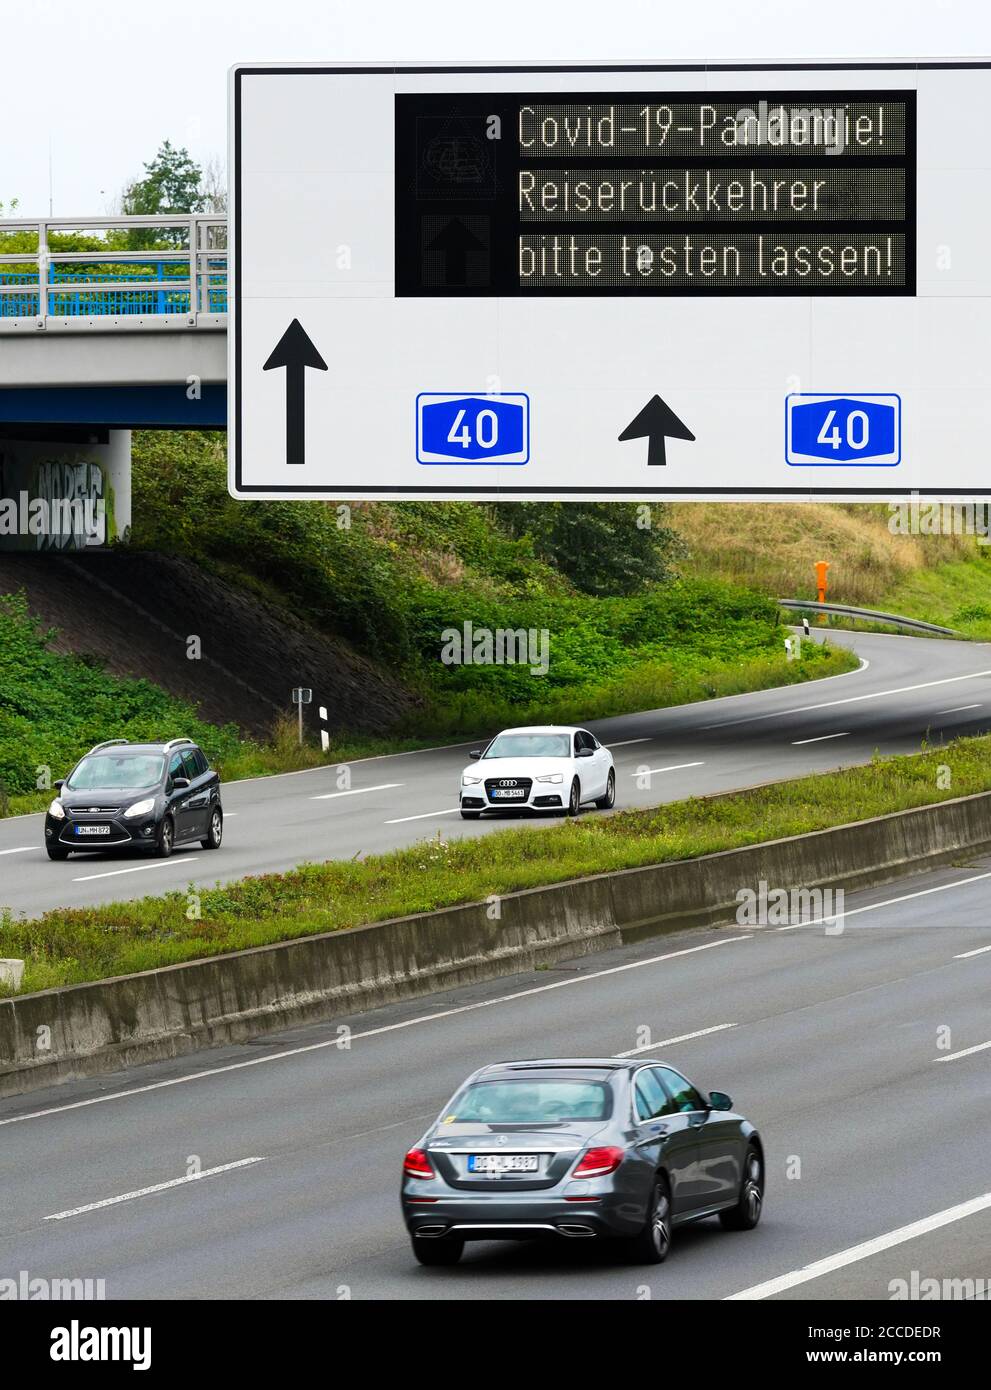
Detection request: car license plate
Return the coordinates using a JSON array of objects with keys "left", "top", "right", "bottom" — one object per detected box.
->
[
  {"left": 75, "top": 825, "right": 111, "bottom": 836},
  {"left": 491, "top": 788, "right": 525, "bottom": 799},
  {"left": 468, "top": 1154, "right": 539, "bottom": 1174}
]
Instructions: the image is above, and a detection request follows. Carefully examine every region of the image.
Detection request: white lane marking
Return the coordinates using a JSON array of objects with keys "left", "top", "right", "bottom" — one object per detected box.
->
[
  {"left": 608, "top": 738, "right": 651, "bottom": 748},
  {"left": 628, "top": 762, "right": 704, "bottom": 776},
  {"left": 702, "top": 667, "right": 991, "bottom": 730},
  {"left": 940, "top": 704, "right": 982, "bottom": 714},
  {"left": 230, "top": 741, "right": 480, "bottom": 786},
  {"left": 385, "top": 808, "right": 460, "bottom": 824},
  {"left": 954, "top": 943, "right": 991, "bottom": 959},
  {"left": 792, "top": 731, "right": 849, "bottom": 745},
  {"left": 934, "top": 1039, "right": 991, "bottom": 1063},
  {"left": 616, "top": 1023, "right": 736, "bottom": 1057},
  {"left": 311, "top": 783, "right": 403, "bottom": 801},
  {"left": 0, "top": 937, "right": 752, "bottom": 1129},
  {"left": 725, "top": 1191, "right": 991, "bottom": 1300},
  {"left": 44, "top": 1156, "right": 266, "bottom": 1221},
  {"left": 0, "top": 846, "right": 33, "bottom": 856},
  {"left": 72, "top": 857, "right": 195, "bottom": 883},
  {"left": 775, "top": 869, "right": 991, "bottom": 932}
]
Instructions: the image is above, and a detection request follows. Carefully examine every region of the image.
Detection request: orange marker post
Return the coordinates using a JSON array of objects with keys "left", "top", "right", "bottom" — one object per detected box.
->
[{"left": 815, "top": 560, "right": 830, "bottom": 607}]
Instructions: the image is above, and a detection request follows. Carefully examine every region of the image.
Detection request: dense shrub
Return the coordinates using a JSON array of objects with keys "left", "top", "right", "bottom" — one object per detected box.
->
[{"left": 0, "top": 594, "right": 241, "bottom": 796}]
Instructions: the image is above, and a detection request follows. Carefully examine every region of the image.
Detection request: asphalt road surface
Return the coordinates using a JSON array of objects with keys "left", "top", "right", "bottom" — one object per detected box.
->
[
  {"left": 0, "top": 856, "right": 988, "bottom": 1299},
  {"left": 3, "top": 628, "right": 991, "bottom": 918}
]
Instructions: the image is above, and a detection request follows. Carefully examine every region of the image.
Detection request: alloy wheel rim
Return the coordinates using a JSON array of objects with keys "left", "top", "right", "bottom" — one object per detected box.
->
[
  {"left": 652, "top": 1190, "right": 671, "bottom": 1254},
  {"left": 744, "top": 1156, "right": 763, "bottom": 1220},
  {"left": 212, "top": 812, "right": 222, "bottom": 844},
  {"left": 570, "top": 782, "right": 579, "bottom": 814},
  {"left": 607, "top": 772, "right": 615, "bottom": 805}
]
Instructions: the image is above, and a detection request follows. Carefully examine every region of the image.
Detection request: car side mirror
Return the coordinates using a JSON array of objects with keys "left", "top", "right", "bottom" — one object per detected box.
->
[
  {"left": 172, "top": 776, "right": 190, "bottom": 791},
  {"left": 54, "top": 779, "right": 64, "bottom": 791},
  {"left": 708, "top": 1090, "right": 733, "bottom": 1111},
  {"left": 576, "top": 747, "right": 594, "bottom": 758},
  {"left": 468, "top": 749, "right": 482, "bottom": 760}
]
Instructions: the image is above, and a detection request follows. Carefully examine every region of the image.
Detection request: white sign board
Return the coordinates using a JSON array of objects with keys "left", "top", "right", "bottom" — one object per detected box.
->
[{"left": 229, "top": 61, "right": 991, "bottom": 500}]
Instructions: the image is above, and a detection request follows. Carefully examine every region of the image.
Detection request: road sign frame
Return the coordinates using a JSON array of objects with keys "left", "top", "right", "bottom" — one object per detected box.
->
[{"left": 230, "top": 59, "right": 991, "bottom": 502}]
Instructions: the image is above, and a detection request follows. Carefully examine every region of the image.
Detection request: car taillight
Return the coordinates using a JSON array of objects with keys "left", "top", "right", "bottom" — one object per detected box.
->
[
  {"left": 403, "top": 1147, "right": 435, "bottom": 1179},
  {"left": 572, "top": 1146, "right": 624, "bottom": 1178}
]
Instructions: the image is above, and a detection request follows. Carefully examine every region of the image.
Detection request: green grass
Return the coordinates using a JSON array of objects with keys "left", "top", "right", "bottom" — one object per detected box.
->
[
  {"left": 3, "top": 730, "right": 986, "bottom": 996},
  {"left": 882, "top": 557, "right": 991, "bottom": 640},
  {"left": 670, "top": 503, "right": 991, "bottom": 639},
  {"left": 0, "top": 592, "right": 242, "bottom": 806}
]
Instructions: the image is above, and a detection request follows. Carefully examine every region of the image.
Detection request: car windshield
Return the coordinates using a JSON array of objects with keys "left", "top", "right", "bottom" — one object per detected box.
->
[
  {"left": 484, "top": 733, "right": 571, "bottom": 759},
  {"left": 67, "top": 753, "right": 164, "bottom": 791},
  {"left": 449, "top": 1079, "right": 611, "bottom": 1124}
]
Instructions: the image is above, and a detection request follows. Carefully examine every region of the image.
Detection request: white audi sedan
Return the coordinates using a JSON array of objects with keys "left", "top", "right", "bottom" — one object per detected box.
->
[{"left": 458, "top": 726, "right": 616, "bottom": 820}]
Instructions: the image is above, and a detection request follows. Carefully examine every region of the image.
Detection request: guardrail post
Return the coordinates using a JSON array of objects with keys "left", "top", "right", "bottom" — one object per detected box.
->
[{"left": 36, "top": 219, "right": 48, "bottom": 328}]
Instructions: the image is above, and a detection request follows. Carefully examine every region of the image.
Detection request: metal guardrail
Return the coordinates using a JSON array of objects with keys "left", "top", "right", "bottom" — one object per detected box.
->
[
  {"left": 0, "top": 215, "right": 227, "bottom": 331},
  {"left": 779, "top": 599, "right": 959, "bottom": 636}
]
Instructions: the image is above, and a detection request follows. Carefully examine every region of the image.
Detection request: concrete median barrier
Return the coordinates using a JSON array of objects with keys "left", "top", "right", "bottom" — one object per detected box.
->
[{"left": 3, "top": 789, "right": 991, "bottom": 1098}]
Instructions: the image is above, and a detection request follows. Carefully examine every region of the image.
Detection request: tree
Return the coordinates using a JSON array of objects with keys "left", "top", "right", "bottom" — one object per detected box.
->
[
  {"left": 490, "top": 502, "right": 682, "bottom": 597},
  {"left": 120, "top": 142, "right": 204, "bottom": 248},
  {"left": 122, "top": 141, "right": 204, "bottom": 217},
  {"left": 199, "top": 156, "right": 228, "bottom": 216}
]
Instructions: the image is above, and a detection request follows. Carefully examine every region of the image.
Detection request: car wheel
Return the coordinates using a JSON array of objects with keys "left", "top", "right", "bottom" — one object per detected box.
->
[
  {"left": 460, "top": 810, "right": 481, "bottom": 820},
  {"left": 595, "top": 768, "right": 616, "bottom": 810},
  {"left": 719, "top": 1145, "right": 764, "bottom": 1231},
  {"left": 411, "top": 1236, "right": 464, "bottom": 1266},
  {"left": 623, "top": 1175, "right": 672, "bottom": 1264},
  {"left": 46, "top": 841, "right": 70, "bottom": 861},
  {"left": 565, "top": 777, "right": 581, "bottom": 816},
  {"left": 201, "top": 808, "right": 223, "bottom": 850},
  {"left": 155, "top": 816, "right": 175, "bottom": 859}
]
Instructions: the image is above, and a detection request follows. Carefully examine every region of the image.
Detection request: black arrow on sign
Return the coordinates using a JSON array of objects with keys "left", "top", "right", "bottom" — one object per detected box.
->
[
  {"left": 618, "top": 394, "right": 696, "bottom": 466},
  {"left": 427, "top": 217, "right": 485, "bottom": 285},
  {"left": 263, "top": 319, "right": 328, "bottom": 466}
]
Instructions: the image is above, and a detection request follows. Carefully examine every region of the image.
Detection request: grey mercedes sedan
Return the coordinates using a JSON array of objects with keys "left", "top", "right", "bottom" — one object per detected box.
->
[{"left": 401, "top": 1057, "right": 764, "bottom": 1266}]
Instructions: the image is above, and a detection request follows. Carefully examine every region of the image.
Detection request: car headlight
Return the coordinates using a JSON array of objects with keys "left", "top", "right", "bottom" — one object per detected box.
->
[
  {"left": 461, "top": 774, "right": 482, "bottom": 785},
  {"left": 536, "top": 773, "right": 563, "bottom": 784},
  {"left": 48, "top": 799, "right": 65, "bottom": 819},
  {"left": 123, "top": 797, "right": 156, "bottom": 819}
]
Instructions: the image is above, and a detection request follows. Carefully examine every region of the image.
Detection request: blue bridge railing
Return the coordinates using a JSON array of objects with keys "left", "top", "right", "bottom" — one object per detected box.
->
[
  {"left": 0, "top": 215, "right": 227, "bottom": 328},
  {"left": 0, "top": 263, "right": 228, "bottom": 317}
]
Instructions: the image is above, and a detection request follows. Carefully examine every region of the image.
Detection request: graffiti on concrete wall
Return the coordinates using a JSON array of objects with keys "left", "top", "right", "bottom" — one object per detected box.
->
[{"left": 0, "top": 455, "right": 115, "bottom": 550}]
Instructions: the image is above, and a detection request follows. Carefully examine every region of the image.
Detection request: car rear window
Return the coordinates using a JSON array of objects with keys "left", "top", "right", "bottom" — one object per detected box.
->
[{"left": 449, "top": 1079, "right": 612, "bottom": 1123}]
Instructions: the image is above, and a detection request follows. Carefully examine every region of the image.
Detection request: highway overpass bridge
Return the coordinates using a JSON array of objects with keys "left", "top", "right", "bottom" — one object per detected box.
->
[
  {"left": 0, "top": 214, "right": 228, "bottom": 428},
  {"left": 0, "top": 214, "right": 228, "bottom": 549}
]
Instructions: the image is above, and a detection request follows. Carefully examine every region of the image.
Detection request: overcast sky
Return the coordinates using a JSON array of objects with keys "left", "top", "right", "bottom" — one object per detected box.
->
[{"left": 3, "top": 0, "right": 988, "bottom": 216}]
